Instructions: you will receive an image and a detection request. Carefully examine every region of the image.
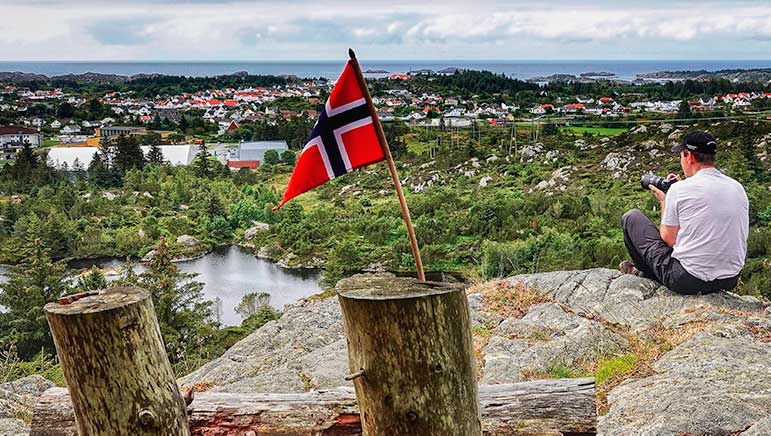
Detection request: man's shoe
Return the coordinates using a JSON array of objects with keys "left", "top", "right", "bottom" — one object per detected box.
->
[{"left": 619, "top": 260, "right": 642, "bottom": 276}]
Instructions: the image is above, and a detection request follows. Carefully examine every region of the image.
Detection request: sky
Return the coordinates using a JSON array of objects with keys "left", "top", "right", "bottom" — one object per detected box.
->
[{"left": 0, "top": 0, "right": 769, "bottom": 60}]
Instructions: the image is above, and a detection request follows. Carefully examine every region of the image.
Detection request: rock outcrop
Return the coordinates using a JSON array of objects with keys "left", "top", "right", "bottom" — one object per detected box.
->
[{"left": 180, "top": 268, "right": 770, "bottom": 435}]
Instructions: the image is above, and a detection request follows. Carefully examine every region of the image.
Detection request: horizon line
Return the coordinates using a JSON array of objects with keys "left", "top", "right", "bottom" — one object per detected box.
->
[{"left": 1, "top": 59, "right": 770, "bottom": 63}]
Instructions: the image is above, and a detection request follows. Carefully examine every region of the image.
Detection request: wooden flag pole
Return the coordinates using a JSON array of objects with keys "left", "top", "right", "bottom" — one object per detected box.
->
[{"left": 348, "top": 48, "right": 425, "bottom": 282}]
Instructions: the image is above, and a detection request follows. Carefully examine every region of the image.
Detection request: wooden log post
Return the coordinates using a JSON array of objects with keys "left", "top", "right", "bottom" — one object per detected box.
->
[
  {"left": 337, "top": 273, "right": 481, "bottom": 435},
  {"left": 31, "top": 379, "right": 598, "bottom": 435},
  {"left": 44, "top": 287, "right": 189, "bottom": 435}
]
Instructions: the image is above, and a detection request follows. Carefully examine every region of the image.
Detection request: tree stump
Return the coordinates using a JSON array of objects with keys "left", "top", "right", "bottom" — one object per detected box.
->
[
  {"left": 45, "top": 287, "right": 189, "bottom": 435},
  {"left": 337, "top": 273, "right": 481, "bottom": 435}
]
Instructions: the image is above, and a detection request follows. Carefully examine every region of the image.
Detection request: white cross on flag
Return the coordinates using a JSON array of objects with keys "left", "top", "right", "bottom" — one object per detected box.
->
[{"left": 273, "top": 61, "right": 385, "bottom": 210}]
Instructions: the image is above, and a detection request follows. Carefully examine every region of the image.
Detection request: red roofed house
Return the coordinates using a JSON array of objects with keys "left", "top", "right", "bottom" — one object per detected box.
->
[{"left": 561, "top": 103, "right": 585, "bottom": 113}]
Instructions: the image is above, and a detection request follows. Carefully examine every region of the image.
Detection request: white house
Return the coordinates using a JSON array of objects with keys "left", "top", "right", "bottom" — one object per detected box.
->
[
  {"left": 61, "top": 125, "right": 81, "bottom": 135},
  {"left": 0, "top": 126, "right": 40, "bottom": 161},
  {"left": 50, "top": 120, "right": 62, "bottom": 129}
]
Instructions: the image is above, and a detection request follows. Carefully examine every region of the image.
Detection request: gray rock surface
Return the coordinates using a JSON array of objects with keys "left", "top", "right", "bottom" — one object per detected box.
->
[
  {"left": 0, "top": 418, "right": 28, "bottom": 435},
  {"left": 179, "top": 269, "right": 770, "bottom": 435},
  {"left": 482, "top": 303, "right": 626, "bottom": 384},
  {"left": 598, "top": 327, "right": 771, "bottom": 435},
  {"left": 506, "top": 268, "right": 764, "bottom": 331},
  {"left": 744, "top": 415, "right": 771, "bottom": 436},
  {"left": 0, "top": 375, "right": 54, "bottom": 435},
  {"left": 179, "top": 296, "right": 345, "bottom": 393}
]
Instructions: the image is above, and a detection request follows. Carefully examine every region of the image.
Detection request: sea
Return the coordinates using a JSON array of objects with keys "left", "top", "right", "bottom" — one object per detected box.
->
[{"left": 0, "top": 60, "right": 768, "bottom": 81}]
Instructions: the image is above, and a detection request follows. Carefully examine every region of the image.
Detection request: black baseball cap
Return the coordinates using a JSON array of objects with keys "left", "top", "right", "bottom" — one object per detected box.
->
[{"left": 672, "top": 131, "right": 717, "bottom": 154}]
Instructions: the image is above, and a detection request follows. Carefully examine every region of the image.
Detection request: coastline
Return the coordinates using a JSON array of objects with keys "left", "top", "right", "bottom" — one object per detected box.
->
[{"left": 0, "top": 60, "right": 768, "bottom": 82}]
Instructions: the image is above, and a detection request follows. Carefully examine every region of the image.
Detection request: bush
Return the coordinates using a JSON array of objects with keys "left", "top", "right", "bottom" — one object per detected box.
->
[{"left": 481, "top": 229, "right": 583, "bottom": 279}]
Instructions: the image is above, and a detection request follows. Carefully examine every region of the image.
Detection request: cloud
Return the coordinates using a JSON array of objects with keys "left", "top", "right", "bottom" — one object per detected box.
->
[
  {"left": 86, "top": 16, "right": 160, "bottom": 46},
  {"left": 0, "top": 1, "right": 769, "bottom": 60}
]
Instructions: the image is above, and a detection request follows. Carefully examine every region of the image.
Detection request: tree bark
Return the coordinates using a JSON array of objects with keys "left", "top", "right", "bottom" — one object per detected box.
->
[
  {"left": 31, "top": 378, "right": 597, "bottom": 435},
  {"left": 336, "top": 274, "right": 481, "bottom": 435},
  {"left": 44, "top": 286, "right": 189, "bottom": 435}
]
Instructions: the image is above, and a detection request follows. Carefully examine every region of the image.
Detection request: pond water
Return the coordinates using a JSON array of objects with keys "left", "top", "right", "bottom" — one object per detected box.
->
[{"left": 1, "top": 245, "right": 323, "bottom": 326}]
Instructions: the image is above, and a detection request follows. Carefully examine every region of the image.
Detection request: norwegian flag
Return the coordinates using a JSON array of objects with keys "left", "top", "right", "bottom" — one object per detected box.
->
[{"left": 273, "top": 61, "right": 385, "bottom": 210}]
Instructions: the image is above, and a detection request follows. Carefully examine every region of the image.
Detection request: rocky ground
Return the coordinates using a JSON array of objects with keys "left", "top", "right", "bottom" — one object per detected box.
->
[
  {"left": 178, "top": 268, "right": 770, "bottom": 435},
  {"left": 0, "top": 376, "right": 53, "bottom": 435},
  {"left": 3, "top": 268, "right": 769, "bottom": 435}
]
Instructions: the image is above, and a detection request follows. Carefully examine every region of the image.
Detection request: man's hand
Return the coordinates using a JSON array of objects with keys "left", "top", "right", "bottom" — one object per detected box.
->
[
  {"left": 667, "top": 173, "right": 682, "bottom": 182},
  {"left": 649, "top": 185, "right": 666, "bottom": 203}
]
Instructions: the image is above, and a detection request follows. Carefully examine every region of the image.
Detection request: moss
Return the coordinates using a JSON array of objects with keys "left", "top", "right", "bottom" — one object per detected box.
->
[
  {"left": 523, "top": 362, "right": 589, "bottom": 380},
  {"left": 595, "top": 353, "right": 639, "bottom": 386},
  {"left": 468, "top": 281, "right": 552, "bottom": 319},
  {"left": 306, "top": 288, "right": 337, "bottom": 301}
]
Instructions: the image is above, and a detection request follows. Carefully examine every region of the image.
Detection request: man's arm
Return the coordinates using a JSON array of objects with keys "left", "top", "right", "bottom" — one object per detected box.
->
[
  {"left": 650, "top": 185, "right": 680, "bottom": 248},
  {"left": 659, "top": 223, "right": 679, "bottom": 248}
]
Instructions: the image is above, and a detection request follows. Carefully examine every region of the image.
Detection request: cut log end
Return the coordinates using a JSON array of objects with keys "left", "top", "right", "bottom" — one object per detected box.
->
[
  {"left": 44, "top": 286, "right": 148, "bottom": 315},
  {"left": 336, "top": 273, "right": 463, "bottom": 300}
]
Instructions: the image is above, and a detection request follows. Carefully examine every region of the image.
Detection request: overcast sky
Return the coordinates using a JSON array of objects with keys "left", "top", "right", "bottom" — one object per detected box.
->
[{"left": 1, "top": 0, "right": 769, "bottom": 60}]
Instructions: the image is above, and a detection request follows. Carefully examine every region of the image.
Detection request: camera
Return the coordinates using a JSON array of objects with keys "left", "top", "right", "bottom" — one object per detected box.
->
[{"left": 640, "top": 174, "right": 678, "bottom": 193}]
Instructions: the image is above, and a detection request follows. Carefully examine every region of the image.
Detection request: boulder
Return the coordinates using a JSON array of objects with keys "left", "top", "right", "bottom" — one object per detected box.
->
[
  {"left": 0, "top": 375, "right": 54, "bottom": 433},
  {"left": 602, "top": 152, "right": 633, "bottom": 179},
  {"left": 244, "top": 222, "right": 270, "bottom": 240},
  {"left": 175, "top": 234, "right": 200, "bottom": 247},
  {"left": 667, "top": 129, "right": 683, "bottom": 141},
  {"left": 479, "top": 176, "right": 493, "bottom": 187},
  {"left": 520, "top": 143, "right": 544, "bottom": 163}
]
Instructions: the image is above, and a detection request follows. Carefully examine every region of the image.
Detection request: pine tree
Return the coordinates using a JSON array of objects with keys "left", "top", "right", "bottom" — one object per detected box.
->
[
  {"left": 195, "top": 143, "right": 212, "bottom": 178},
  {"left": 87, "top": 151, "right": 111, "bottom": 187},
  {"left": 120, "top": 239, "right": 213, "bottom": 364},
  {"left": 677, "top": 100, "right": 692, "bottom": 119},
  {"left": 1, "top": 201, "right": 18, "bottom": 236},
  {"left": 114, "top": 134, "right": 145, "bottom": 174},
  {"left": 74, "top": 266, "right": 107, "bottom": 293},
  {"left": 207, "top": 194, "right": 225, "bottom": 219},
  {"left": 147, "top": 144, "right": 165, "bottom": 164},
  {"left": 0, "top": 238, "right": 67, "bottom": 359},
  {"left": 17, "top": 142, "right": 39, "bottom": 169},
  {"left": 179, "top": 116, "right": 189, "bottom": 133}
]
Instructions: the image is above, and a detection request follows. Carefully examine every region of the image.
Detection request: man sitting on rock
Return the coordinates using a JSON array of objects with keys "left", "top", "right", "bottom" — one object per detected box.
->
[{"left": 619, "top": 131, "right": 749, "bottom": 294}]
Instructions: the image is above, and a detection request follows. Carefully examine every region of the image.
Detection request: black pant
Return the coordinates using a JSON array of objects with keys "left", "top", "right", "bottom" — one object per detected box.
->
[{"left": 621, "top": 209, "right": 739, "bottom": 295}]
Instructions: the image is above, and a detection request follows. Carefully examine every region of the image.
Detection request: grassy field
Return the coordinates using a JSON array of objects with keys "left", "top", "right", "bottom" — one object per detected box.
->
[{"left": 560, "top": 126, "right": 628, "bottom": 136}]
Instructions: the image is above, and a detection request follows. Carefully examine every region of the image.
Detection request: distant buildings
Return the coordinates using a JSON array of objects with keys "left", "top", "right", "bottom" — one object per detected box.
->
[
  {"left": 226, "top": 141, "right": 288, "bottom": 170},
  {"left": 0, "top": 126, "right": 40, "bottom": 161},
  {"left": 47, "top": 144, "right": 200, "bottom": 169}
]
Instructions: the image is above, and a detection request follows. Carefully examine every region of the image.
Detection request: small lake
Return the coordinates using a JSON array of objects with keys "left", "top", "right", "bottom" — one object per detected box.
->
[{"left": 1, "top": 245, "right": 323, "bottom": 326}]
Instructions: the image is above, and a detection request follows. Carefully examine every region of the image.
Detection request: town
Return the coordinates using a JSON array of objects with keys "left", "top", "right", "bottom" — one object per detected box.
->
[{"left": 1, "top": 70, "right": 769, "bottom": 170}]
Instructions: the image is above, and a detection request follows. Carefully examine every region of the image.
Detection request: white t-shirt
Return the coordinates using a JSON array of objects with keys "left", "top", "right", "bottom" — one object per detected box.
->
[{"left": 661, "top": 167, "right": 748, "bottom": 281}]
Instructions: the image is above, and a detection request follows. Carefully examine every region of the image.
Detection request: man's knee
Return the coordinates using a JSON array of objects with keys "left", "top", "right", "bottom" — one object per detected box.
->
[{"left": 622, "top": 209, "right": 644, "bottom": 230}]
